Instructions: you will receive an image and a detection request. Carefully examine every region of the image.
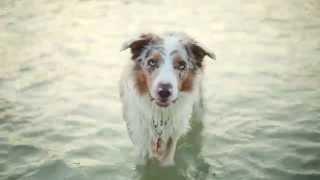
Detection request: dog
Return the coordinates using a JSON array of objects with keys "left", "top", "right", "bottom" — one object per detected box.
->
[{"left": 119, "top": 32, "right": 215, "bottom": 166}]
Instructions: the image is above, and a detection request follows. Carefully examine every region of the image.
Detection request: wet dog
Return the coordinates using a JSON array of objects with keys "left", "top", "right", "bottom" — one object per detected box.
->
[{"left": 120, "top": 32, "right": 215, "bottom": 166}]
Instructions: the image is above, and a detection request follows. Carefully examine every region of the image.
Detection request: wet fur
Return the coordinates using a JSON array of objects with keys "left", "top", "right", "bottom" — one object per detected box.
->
[{"left": 120, "top": 32, "right": 214, "bottom": 166}]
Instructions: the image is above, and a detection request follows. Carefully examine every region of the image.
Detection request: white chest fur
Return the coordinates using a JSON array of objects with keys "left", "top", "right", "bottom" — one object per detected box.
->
[{"left": 119, "top": 68, "right": 202, "bottom": 163}]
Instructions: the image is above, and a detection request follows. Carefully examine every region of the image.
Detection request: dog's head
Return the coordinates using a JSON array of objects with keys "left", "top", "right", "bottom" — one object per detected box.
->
[{"left": 121, "top": 32, "right": 215, "bottom": 108}]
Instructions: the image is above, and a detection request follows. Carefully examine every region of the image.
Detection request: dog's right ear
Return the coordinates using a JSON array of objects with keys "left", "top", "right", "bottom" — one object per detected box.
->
[{"left": 121, "top": 33, "right": 160, "bottom": 60}]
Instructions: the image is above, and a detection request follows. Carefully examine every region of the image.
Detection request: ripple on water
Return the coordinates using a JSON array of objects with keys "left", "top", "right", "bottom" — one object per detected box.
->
[
  {"left": 22, "top": 160, "right": 86, "bottom": 180},
  {"left": 7, "top": 144, "right": 48, "bottom": 180}
]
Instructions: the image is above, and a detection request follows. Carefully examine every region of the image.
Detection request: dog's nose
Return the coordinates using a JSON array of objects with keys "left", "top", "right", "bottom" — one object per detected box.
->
[{"left": 158, "top": 83, "right": 172, "bottom": 99}]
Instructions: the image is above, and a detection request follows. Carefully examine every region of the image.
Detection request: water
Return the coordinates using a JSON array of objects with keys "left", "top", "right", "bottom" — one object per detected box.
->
[{"left": 1, "top": 0, "right": 320, "bottom": 179}]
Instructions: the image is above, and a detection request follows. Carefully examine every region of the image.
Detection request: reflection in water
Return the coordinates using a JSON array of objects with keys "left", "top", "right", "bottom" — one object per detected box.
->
[{"left": 136, "top": 117, "right": 212, "bottom": 180}]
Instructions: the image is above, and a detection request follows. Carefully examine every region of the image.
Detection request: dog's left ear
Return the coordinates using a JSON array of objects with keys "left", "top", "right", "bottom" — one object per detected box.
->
[
  {"left": 121, "top": 33, "right": 160, "bottom": 60},
  {"left": 190, "top": 43, "right": 216, "bottom": 60},
  {"left": 185, "top": 41, "right": 216, "bottom": 67}
]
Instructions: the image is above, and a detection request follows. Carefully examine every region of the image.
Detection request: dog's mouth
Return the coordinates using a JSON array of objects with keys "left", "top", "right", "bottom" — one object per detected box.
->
[
  {"left": 155, "top": 100, "right": 170, "bottom": 107},
  {"left": 150, "top": 96, "right": 177, "bottom": 108}
]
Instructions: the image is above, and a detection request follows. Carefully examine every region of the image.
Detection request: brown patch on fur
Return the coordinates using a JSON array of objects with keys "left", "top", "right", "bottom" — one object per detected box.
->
[
  {"left": 151, "top": 52, "right": 162, "bottom": 61},
  {"left": 134, "top": 69, "right": 149, "bottom": 95},
  {"left": 180, "top": 72, "right": 195, "bottom": 92}
]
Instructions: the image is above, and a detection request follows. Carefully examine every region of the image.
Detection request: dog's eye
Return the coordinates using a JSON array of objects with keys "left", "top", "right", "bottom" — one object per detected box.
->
[
  {"left": 176, "top": 61, "right": 186, "bottom": 71},
  {"left": 147, "top": 59, "right": 157, "bottom": 68}
]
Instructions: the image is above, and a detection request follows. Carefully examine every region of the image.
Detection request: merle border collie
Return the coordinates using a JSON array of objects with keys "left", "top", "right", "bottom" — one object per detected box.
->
[{"left": 120, "top": 32, "right": 215, "bottom": 166}]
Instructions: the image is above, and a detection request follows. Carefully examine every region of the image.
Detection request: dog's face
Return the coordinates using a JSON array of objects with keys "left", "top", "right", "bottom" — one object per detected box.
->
[{"left": 122, "top": 33, "right": 215, "bottom": 108}]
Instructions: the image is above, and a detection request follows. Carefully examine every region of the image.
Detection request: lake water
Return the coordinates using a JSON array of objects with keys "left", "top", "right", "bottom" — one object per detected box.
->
[{"left": 1, "top": 0, "right": 320, "bottom": 179}]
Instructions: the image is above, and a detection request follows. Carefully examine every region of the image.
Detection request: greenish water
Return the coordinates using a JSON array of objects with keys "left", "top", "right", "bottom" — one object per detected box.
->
[{"left": 1, "top": 0, "right": 320, "bottom": 179}]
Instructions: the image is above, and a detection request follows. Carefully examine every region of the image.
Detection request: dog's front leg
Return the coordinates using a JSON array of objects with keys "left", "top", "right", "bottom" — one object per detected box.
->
[
  {"left": 135, "top": 147, "right": 148, "bottom": 165},
  {"left": 160, "top": 137, "right": 178, "bottom": 166}
]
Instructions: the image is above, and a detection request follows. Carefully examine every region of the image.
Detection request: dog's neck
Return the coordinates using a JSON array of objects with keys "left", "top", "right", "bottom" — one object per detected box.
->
[{"left": 124, "top": 70, "right": 202, "bottom": 138}]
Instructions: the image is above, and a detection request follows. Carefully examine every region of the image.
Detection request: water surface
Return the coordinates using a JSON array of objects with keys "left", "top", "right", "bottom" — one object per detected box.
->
[{"left": 1, "top": 0, "right": 320, "bottom": 179}]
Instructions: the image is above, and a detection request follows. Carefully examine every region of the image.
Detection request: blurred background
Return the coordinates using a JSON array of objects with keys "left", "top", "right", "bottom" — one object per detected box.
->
[{"left": 1, "top": 0, "right": 320, "bottom": 180}]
